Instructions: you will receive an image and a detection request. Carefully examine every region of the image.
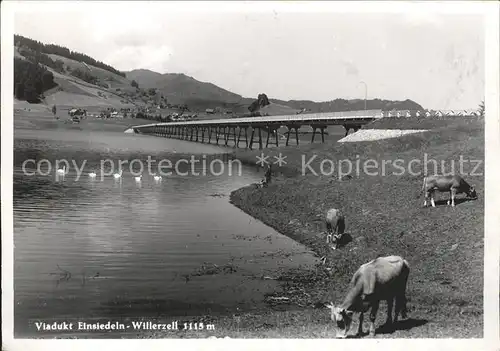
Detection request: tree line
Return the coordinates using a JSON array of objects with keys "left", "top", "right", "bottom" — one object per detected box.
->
[
  {"left": 18, "top": 47, "right": 65, "bottom": 74},
  {"left": 15, "top": 34, "right": 126, "bottom": 77},
  {"left": 14, "top": 58, "right": 57, "bottom": 103}
]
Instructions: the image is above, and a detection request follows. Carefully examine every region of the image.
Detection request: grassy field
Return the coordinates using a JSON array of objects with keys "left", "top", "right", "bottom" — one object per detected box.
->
[
  {"left": 223, "top": 116, "right": 485, "bottom": 338},
  {"left": 14, "top": 100, "right": 138, "bottom": 132}
]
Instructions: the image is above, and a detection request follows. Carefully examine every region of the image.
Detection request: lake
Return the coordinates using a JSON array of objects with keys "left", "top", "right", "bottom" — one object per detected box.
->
[{"left": 12, "top": 129, "right": 318, "bottom": 338}]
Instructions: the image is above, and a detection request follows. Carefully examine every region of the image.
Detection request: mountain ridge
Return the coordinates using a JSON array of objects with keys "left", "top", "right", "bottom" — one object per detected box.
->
[{"left": 14, "top": 33, "right": 425, "bottom": 114}]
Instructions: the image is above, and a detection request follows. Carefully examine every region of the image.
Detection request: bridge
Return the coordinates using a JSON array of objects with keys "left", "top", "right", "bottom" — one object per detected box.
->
[{"left": 125, "top": 109, "right": 383, "bottom": 149}]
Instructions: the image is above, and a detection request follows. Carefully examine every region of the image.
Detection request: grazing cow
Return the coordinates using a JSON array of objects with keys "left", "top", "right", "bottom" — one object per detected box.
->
[
  {"left": 421, "top": 175, "right": 477, "bottom": 207},
  {"left": 325, "top": 208, "right": 345, "bottom": 249},
  {"left": 326, "top": 256, "right": 410, "bottom": 338}
]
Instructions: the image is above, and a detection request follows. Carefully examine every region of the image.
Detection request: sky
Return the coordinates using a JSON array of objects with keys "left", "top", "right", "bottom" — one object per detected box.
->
[{"left": 12, "top": 2, "right": 485, "bottom": 110}]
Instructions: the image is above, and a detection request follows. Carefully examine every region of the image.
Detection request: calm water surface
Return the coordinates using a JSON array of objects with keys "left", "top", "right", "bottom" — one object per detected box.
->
[{"left": 13, "top": 129, "right": 317, "bottom": 337}]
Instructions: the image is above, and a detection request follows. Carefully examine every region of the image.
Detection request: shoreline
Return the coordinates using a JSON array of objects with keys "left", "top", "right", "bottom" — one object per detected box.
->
[{"left": 12, "top": 110, "right": 485, "bottom": 338}]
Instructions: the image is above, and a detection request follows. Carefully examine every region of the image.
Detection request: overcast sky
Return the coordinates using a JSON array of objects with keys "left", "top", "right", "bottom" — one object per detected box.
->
[{"left": 13, "top": 2, "right": 485, "bottom": 110}]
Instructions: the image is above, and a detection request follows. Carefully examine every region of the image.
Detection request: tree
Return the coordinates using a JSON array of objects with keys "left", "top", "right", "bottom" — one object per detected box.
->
[
  {"left": 15, "top": 83, "right": 25, "bottom": 100},
  {"left": 24, "top": 83, "right": 39, "bottom": 103},
  {"left": 42, "top": 71, "right": 55, "bottom": 91},
  {"left": 131, "top": 80, "right": 139, "bottom": 88}
]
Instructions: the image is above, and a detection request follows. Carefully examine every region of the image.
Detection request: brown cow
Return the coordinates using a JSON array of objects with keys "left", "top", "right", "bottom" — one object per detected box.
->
[
  {"left": 326, "top": 256, "right": 410, "bottom": 338},
  {"left": 421, "top": 175, "right": 477, "bottom": 207}
]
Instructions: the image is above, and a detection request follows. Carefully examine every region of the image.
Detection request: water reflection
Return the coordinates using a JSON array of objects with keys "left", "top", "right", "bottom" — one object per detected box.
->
[{"left": 13, "top": 130, "right": 318, "bottom": 337}]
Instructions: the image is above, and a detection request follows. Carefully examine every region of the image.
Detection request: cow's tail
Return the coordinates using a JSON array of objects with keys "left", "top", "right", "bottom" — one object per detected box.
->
[{"left": 416, "top": 177, "right": 427, "bottom": 199}]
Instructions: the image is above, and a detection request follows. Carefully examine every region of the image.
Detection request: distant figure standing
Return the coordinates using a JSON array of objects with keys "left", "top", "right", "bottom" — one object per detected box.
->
[
  {"left": 52, "top": 105, "right": 57, "bottom": 119},
  {"left": 264, "top": 164, "right": 272, "bottom": 184}
]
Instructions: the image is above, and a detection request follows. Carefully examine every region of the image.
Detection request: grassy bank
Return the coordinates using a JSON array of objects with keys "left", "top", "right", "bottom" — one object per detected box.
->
[
  {"left": 14, "top": 106, "right": 485, "bottom": 337},
  {"left": 225, "top": 116, "right": 484, "bottom": 338}
]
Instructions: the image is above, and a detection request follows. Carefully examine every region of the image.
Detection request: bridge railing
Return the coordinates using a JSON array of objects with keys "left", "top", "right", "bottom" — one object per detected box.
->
[
  {"left": 127, "top": 108, "right": 483, "bottom": 132},
  {"left": 381, "top": 109, "right": 483, "bottom": 117}
]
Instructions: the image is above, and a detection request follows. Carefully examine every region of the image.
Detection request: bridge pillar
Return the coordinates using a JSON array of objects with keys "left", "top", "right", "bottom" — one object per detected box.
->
[
  {"left": 266, "top": 125, "right": 280, "bottom": 148},
  {"left": 244, "top": 127, "right": 249, "bottom": 148},
  {"left": 249, "top": 128, "right": 255, "bottom": 150},
  {"left": 257, "top": 127, "right": 263, "bottom": 149},
  {"left": 224, "top": 126, "right": 230, "bottom": 146},
  {"left": 236, "top": 127, "right": 242, "bottom": 147},
  {"left": 311, "top": 126, "right": 317, "bottom": 143},
  {"left": 343, "top": 124, "right": 361, "bottom": 137},
  {"left": 215, "top": 127, "right": 220, "bottom": 145},
  {"left": 343, "top": 124, "right": 351, "bottom": 137},
  {"left": 201, "top": 126, "right": 205, "bottom": 143},
  {"left": 286, "top": 125, "right": 301, "bottom": 146},
  {"left": 232, "top": 126, "right": 237, "bottom": 147},
  {"left": 208, "top": 127, "right": 213, "bottom": 144}
]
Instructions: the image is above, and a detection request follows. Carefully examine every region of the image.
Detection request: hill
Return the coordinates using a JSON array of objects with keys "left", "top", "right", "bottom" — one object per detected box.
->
[
  {"left": 14, "top": 34, "right": 425, "bottom": 118},
  {"left": 270, "top": 98, "right": 424, "bottom": 113},
  {"left": 126, "top": 67, "right": 424, "bottom": 114},
  {"left": 125, "top": 69, "right": 244, "bottom": 106}
]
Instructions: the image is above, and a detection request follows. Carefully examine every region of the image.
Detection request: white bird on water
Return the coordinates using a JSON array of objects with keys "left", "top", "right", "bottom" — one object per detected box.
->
[
  {"left": 56, "top": 165, "right": 66, "bottom": 175},
  {"left": 89, "top": 170, "right": 97, "bottom": 178},
  {"left": 113, "top": 170, "right": 123, "bottom": 179},
  {"left": 153, "top": 173, "right": 162, "bottom": 181},
  {"left": 135, "top": 174, "right": 142, "bottom": 182}
]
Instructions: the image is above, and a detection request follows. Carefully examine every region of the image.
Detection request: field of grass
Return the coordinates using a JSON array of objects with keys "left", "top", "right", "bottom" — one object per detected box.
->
[
  {"left": 47, "top": 53, "right": 130, "bottom": 87},
  {"left": 224, "top": 116, "right": 484, "bottom": 338},
  {"left": 14, "top": 99, "right": 138, "bottom": 132},
  {"left": 258, "top": 102, "right": 301, "bottom": 116}
]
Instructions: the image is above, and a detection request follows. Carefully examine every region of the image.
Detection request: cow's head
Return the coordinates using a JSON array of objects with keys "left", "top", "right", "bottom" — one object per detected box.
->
[
  {"left": 468, "top": 186, "right": 478, "bottom": 199},
  {"left": 325, "top": 303, "right": 354, "bottom": 338}
]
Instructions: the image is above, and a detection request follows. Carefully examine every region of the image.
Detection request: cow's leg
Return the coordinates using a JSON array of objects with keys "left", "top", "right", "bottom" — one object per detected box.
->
[
  {"left": 430, "top": 191, "right": 436, "bottom": 207},
  {"left": 332, "top": 224, "right": 339, "bottom": 249},
  {"left": 400, "top": 294, "right": 408, "bottom": 319},
  {"left": 451, "top": 188, "right": 457, "bottom": 207},
  {"left": 357, "top": 312, "right": 364, "bottom": 336},
  {"left": 369, "top": 301, "right": 379, "bottom": 336},
  {"left": 383, "top": 298, "right": 394, "bottom": 331},
  {"left": 325, "top": 222, "right": 332, "bottom": 244},
  {"left": 394, "top": 292, "right": 407, "bottom": 323},
  {"left": 423, "top": 191, "right": 429, "bottom": 207}
]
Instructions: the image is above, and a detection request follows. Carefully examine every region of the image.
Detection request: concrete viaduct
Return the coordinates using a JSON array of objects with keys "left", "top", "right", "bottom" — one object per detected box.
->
[{"left": 124, "top": 109, "right": 383, "bottom": 150}]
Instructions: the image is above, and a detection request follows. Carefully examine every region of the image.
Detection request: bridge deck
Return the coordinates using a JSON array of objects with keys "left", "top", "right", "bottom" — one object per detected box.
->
[{"left": 129, "top": 109, "right": 383, "bottom": 129}]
